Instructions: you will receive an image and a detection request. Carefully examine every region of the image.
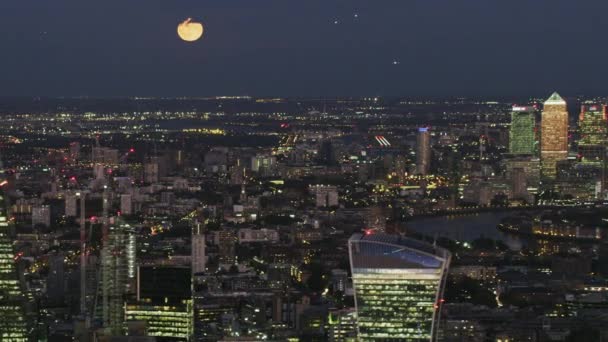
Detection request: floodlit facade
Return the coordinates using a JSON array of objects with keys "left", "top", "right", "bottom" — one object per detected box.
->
[
  {"left": 541, "top": 92, "right": 569, "bottom": 180},
  {"left": 0, "top": 193, "right": 29, "bottom": 341},
  {"left": 578, "top": 104, "right": 608, "bottom": 163},
  {"left": 509, "top": 106, "right": 537, "bottom": 155},
  {"left": 348, "top": 233, "right": 451, "bottom": 341}
]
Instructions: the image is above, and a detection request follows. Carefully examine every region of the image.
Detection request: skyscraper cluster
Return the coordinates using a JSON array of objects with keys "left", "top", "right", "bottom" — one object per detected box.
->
[{"left": 507, "top": 92, "right": 608, "bottom": 198}]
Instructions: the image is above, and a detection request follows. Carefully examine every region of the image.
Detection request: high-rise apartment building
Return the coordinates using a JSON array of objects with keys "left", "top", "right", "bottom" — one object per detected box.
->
[
  {"left": 578, "top": 104, "right": 608, "bottom": 163},
  {"left": 509, "top": 106, "right": 537, "bottom": 155},
  {"left": 348, "top": 233, "right": 450, "bottom": 341},
  {"left": 416, "top": 127, "right": 431, "bottom": 175},
  {"left": 541, "top": 92, "right": 569, "bottom": 180}
]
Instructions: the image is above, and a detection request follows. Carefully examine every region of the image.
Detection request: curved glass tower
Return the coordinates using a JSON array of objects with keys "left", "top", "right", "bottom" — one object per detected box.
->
[{"left": 348, "top": 233, "right": 451, "bottom": 341}]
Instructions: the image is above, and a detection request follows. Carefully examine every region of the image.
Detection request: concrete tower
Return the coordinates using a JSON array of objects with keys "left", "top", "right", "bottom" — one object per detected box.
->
[{"left": 416, "top": 127, "right": 431, "bottom": 175}]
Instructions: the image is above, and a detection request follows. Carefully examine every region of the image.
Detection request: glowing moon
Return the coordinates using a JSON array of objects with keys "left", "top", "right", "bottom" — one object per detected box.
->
[{"left": 177, "top": 18, "right": 204, "bottom": 42}]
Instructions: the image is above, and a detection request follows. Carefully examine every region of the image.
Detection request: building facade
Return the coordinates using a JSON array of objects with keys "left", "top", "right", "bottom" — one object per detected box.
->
[
  {"left": 0, "top": 192, "right": 30, "bottom": 341},
  {"left": 540, "top": 92, "right": 569, "bottom": 180},
  {"left": 509, "top": 106, "right": 537, "bottom": 155},
  {"left": 348, "top": 233, "right": 451, "bottom": 341},
  {"left": 578, "top": 104, "right": 608, "bottom": 164},
  {"left": 417, "top": 127, "right": 431, "bottom": 175}
]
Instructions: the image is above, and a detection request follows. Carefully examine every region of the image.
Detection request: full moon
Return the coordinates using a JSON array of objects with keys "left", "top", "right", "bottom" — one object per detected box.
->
[{"left": 177, "top": 18, "right": 204, "bottom": 42}]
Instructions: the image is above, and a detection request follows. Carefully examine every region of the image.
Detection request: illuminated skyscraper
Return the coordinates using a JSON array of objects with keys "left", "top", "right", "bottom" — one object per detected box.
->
[
  {"left": 0, "top": 191, "right": 29, "bottom": 341},
  {"left": 416, "top": 127, "right": 431, "bottom": 175},
  {"left": 578, "top": 104, "right": 608, "bottom": 163},
  {"left": 126, "top": 266, "right": 193, "bottom": 341},
  {"left": 509, "top": 106, "right": 537, "bottom": 155},
  {"left": 348, "top": 233, "right": 451, "bottom": 341},
  {"left": 192, "top": 221, "right": 206, "bottom": 275},
  {"left": 99, "top": 218, "right": 136, "bottom": 336},
  {"left": 541, "top": 92, "right": 569, "bottom": 180}
]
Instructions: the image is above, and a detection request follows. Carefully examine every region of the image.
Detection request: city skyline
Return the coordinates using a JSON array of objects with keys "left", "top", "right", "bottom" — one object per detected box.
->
[{"left": 4, "top": 2, "right": 608, "bottom": 340}]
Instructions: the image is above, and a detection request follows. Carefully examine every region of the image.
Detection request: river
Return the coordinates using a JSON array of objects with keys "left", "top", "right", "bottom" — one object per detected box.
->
[{"left": 405, "top": 212, "right": 526, "bottom": 251}]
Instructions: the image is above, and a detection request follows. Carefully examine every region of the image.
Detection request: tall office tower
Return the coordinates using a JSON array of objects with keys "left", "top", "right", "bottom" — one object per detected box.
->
[
  {"left": 541, "top": 92, "right": 569, "bottom": 180},
  {"left": 125, "top": 266, "right": 193, "bottom": 341},
  {"left": 348, "top": 233, "right": 451, "bottom": 341},
  {"left": 578, "top": 104, "right": 608, "bottom": 163},
  {"left": 215, "top": 230, "right": 237, "bottom": 269},
  {"left": 509, "top": 106, "right": 537, "bottom": 155},
  {"left": 99, "top": 218, "right": 136, "bottom": 335},
  {"left": 0, "top": 192, "right": 29, "bottom": 341},
  {"left": 416, "top": 127, "right": 431, "bottom": 175},
  {"left": 192, "top": 221, "right": 206, "bottom": 275}
]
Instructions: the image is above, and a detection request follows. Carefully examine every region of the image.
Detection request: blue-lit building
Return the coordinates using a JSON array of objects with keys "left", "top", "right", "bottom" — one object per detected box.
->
[{"left": 348, "top": 233, "right": 451, "bottom": 341}]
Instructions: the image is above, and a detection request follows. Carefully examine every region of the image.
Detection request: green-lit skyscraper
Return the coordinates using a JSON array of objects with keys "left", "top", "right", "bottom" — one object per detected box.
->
[
  {"left": 0, "top": 191, "right": 30, "bottom": 341},
  {"left": 509, "top": 105, "right": 537, "bottom": 155},
  {"left": 578, "top": 104, "right": 608, "bottom": 163},
  {"left": 348, "top": 233, "right": 451, "bottom": 341}
]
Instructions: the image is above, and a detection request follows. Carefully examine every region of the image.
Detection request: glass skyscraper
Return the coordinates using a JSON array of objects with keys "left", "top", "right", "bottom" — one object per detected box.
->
[
  {"left": 126, "top": 266, "right": 193, "bottom": 341},
  {"left": 348, "top": 233, "right": 451, "bottom": 341},
  {"left": 509, "top": 106, "right": 537, "bottom": 155},
  {"left": 540, "top": 92, "right": 569, "bottom": 180},
  {"left": 0, "top": 192, "right": 29, "bottom": 341},
  {"left": 578, "top": 104, "right": 608, "bottom": 164},
  {"left": 98, "top": 218, "right": 137, "bottom": 336}
]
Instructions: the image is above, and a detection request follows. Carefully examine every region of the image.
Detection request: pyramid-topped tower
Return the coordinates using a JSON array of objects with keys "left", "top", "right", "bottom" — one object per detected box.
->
[{"left": 540, "top": 91, "right": 569, "bottom": 180}]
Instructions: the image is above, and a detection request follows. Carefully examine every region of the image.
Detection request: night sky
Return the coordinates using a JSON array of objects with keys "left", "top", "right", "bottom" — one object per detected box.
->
[{"left": 1, "top": 0, "right": 607, "bottom": 97}]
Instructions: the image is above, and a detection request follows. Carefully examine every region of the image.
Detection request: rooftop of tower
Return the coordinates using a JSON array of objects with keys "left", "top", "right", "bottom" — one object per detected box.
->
[
  {"left": 349, "top": 232, "right": 451, "bottom": 269},
  {"left": 544, "top": 92, "right": 566, "bottom": 105}
]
